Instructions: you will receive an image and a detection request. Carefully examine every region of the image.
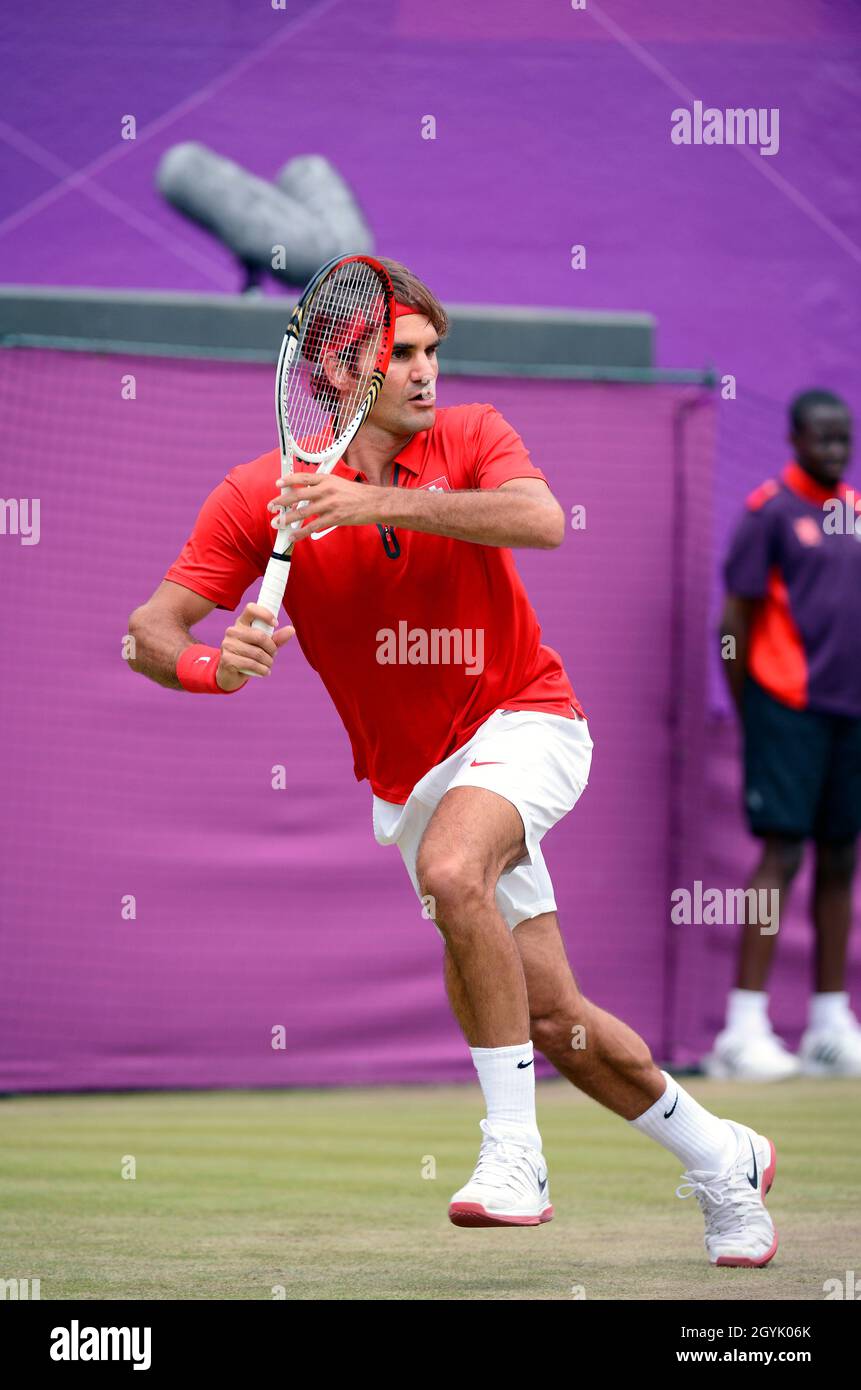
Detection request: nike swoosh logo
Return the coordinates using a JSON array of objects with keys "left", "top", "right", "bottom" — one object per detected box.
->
[
  {"left": 193, "top": 656, "right": 212, "bottom": 665},
  {"left": 470, "top": 760, "right": 504, "bottom": 767},
  {"left": 538, "top": 1174, "right": 547, "bottom": 1192},
  {"left": 663, "top": 1090, "right": 679, "bottom": 1118},
  {"left": 310, "top": 526, "right": 338, "bottom": 540},
  {"left": 517, "top": 1059, "right": 534, "bottom": 1069},
  {"left": 746, "top": 1136, "right": 758, "bottom": 1189}
]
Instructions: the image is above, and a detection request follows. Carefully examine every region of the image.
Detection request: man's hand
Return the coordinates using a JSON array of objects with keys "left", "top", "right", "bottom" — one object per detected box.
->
[
  {"left": 268, "top": 473, "right": 380, "bottom": 541},
  {"left": 217, "top": 602, "right": 295, "bottom": 688}
]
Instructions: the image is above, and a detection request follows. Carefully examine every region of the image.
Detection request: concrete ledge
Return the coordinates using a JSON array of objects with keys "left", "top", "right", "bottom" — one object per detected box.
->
[{"left": 0, "top": 285, "right": 660, "bottom": 376}]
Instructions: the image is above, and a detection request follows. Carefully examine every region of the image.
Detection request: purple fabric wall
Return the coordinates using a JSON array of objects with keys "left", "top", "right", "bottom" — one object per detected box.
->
[
  {"left": 0, "top": 348, "right": 719, "bottom": 1089},
  {"left": 2, "top": 2, "right": 860, "bottom": 1087}
]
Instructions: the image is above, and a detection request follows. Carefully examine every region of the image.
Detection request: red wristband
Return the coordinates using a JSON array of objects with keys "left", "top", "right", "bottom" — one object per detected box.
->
[{"left": 176, "top": 644, "right": 240, "bottom": 694}]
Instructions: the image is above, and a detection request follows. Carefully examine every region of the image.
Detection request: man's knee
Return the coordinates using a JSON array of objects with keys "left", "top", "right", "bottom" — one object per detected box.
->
[
  {"left": 415, "top": 850, "right": 492, "bottom": 923},
  {"left": 761, "top": 835, "right": 805, "bottom": 883}
]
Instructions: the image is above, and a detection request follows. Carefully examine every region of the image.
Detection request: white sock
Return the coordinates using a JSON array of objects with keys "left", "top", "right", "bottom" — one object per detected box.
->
[
  {"left": 726, "top": 988, "right": 770, "bottom": 1034},
  {"left": 629, "top": 1071, "right": 737, "bottom": 1173},
  {"left": 470, "top": 1040, "right": 541, "bottom": 1150},
  {"left": 809, "top": 991, "right": 852, "bottom": 1031}
]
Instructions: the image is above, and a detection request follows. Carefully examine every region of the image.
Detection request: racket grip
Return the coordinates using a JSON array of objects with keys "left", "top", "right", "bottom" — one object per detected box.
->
[
  {"left": 238, "top": 553, "right": 290, "bottom": 676},
  {"left": 256, "top": 554, "right": 290, "bottom": 626}
]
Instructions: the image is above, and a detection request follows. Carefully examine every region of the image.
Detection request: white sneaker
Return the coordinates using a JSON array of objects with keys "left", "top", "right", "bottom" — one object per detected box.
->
[
  {"left": 448, "top": 1120, "right": 553, "bottom": 1227},
  {"left": 702, "top": 1027, "right": 801, "bottom": 1081},
  {"left": 676, "top": 1119, "right": 778, "bottom": 1266},
  {"left": 798, "top": 1015, "right": 861, "bottom": 1076}
]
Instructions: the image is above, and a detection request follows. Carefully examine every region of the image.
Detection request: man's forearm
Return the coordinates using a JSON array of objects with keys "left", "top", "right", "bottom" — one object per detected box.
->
[
  {"left": 127, "top": 612, "right": 192, "bottom": 690},
  {"left": 372, "top": 485, "right": 563, "bottom": 548},
  {"left": 718, "top": 598, "right": 755, "bottom": 716}
]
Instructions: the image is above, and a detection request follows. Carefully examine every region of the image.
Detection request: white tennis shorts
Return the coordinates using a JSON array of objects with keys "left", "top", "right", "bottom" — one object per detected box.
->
[{"left": 372, "top": 707, "right": 593, "bottom": 933}]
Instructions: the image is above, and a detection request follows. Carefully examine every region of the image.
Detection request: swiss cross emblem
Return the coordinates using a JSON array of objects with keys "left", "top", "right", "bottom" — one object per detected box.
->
[{"left": 421, "top": 476, "right": 451, "bottom": 492}]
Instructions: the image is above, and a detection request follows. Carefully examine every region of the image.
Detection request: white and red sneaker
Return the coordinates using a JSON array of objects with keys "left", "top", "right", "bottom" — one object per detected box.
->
[
  {"left": 702, "top": 1026, "right": 800, "bottom": 1081},
  {"left": 449, "top": 1120, "right": 553, "bottom": 1228},
  {"left": 798, "top": 1015, "right": 861, "bottom": 1076},
  {"left": 676, "top": 1119, "right": 778, "bottom": 1266}
]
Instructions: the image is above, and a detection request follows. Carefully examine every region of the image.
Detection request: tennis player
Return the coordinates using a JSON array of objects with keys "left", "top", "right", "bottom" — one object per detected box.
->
[{"left": 128, "top": 258, "right": 777, "bottom": 1265}]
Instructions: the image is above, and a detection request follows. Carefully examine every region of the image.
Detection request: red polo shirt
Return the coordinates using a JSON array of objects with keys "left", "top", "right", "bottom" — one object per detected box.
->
[{"left": 166, "top": 402, "right": 584, "bottom": 801}]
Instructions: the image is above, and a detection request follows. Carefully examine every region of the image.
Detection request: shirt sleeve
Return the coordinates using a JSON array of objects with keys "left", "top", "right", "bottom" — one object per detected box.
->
[
  {"left": 723, "top": 504, "right": 776, "bottom": 599},
  {"left": 467, "top": 404, "right": 549, "bottom": 490},
  {"left": 164, "top": 461, "right": 272, "bottom": 611}
]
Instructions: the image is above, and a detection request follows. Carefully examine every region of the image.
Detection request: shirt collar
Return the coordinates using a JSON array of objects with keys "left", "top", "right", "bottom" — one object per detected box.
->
[
  {"left": 337, "top": 429, "right": 426, "bottom": 481},
  {"left": 390, "top": 430, "right": 425, "bottom": 474},
  {"left": 781, "top": 459, "right": 848, "bottom": 506}
]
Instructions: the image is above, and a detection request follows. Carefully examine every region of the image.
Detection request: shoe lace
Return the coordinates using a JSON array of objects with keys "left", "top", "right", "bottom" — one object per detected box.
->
[
  {"left": 472, "top": 1124, "right": 543, "bottom": 1198},
  {"left": 675, "top": 1165, "right": 765, "bottom": 1236}
]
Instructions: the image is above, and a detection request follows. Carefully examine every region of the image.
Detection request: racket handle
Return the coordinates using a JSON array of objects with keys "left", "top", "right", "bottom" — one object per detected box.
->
[{"left": 238, "top": 552, "right": 291, "bottom": 676}]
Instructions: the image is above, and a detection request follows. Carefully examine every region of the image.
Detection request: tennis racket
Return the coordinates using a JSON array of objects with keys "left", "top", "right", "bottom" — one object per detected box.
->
[{"left": 240, "top": 253, "right": 395, "bottom": 674}]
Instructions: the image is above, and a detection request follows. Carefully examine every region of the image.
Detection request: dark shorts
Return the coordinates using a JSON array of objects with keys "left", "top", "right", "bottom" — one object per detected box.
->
[{"left": 742, "top": 677, "right": 861, "bottom": 843}]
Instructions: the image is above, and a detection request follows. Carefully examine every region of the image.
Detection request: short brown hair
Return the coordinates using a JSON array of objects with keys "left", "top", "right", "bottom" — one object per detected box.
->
[{"left": 378, "top": 257, "right": 449, "bottom": 338}]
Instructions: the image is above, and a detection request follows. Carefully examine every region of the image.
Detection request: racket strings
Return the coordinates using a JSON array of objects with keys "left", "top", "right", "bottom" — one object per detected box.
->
[{"left": 284, "top": 260, "right": 389, "bottom": 454}]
